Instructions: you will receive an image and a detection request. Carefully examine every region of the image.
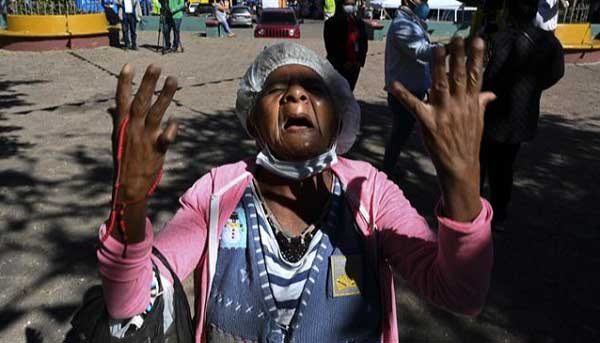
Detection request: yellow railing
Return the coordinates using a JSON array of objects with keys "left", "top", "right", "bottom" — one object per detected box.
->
[
  {"left": 0, "top": 13, "right": 108, "bottom": 37},
  {"left": 556, "top": 23, "right": 600, "bottom": 50}
]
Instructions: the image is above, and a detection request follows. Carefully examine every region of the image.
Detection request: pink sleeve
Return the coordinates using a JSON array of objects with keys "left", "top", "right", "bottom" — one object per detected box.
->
[
  {"left": 97, "top": 174, "right": 212, "bottom": 319},
  {"left": 376, "top": 180, "right": 493, "bottom": 316}
]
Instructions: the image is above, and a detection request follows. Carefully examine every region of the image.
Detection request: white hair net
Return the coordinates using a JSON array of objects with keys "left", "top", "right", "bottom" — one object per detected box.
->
[{"left": 235, "top": 42, "right": 361, "bottom": 155}]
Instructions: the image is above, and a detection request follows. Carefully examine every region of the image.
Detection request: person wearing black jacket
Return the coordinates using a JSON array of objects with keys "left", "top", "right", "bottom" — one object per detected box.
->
[
  {"left": 323, "top": 0, "right": 368, "bottom": 91},
  {"left": 481, "top": 0, "right": 564, "bottom": 225}
]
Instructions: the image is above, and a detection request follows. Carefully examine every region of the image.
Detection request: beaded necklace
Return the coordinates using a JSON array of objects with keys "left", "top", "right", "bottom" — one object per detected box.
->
[{"left": 252, "top": 179, "right": 332, "bottom": 263}]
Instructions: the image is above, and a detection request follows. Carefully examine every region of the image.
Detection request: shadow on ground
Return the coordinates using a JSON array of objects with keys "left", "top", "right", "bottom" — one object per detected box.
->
[
  {"left": 354, "top": 100, "right": 600, "bottom": 342},
  {"left": 0, "top": 96, "right": 598, "bottom": 342},
  {"left": 0, "top": 77, "right": 47, "bottom": 159}
]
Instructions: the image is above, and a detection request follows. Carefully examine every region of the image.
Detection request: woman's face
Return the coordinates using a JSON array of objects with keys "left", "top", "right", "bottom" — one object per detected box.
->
[{"left": 251, "top": 64, "right": 338, "bottom": 162}]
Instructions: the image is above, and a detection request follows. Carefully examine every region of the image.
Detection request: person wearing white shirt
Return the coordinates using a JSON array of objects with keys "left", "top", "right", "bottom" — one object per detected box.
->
[
  {"left": 116, "top": 0, "right": 142, "bottom": 50},
  {"left": 534, "top": 0, "right": 569, "bottom": 31}
]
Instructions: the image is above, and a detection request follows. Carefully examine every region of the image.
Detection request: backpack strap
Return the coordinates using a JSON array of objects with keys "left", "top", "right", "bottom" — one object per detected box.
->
[{"left": 152, "top": 247, "right": 194, "bottom": 342}]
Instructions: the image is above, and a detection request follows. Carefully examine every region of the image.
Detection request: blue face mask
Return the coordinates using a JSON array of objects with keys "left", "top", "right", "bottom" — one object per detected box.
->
[{"left": 413, "top": 3, "right": 430, "bottom": 20}]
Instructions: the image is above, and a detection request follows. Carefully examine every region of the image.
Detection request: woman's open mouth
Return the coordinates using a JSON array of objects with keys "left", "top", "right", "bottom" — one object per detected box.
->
[{"left": 283, "top": 116, "right": 314, "bottom": 132}]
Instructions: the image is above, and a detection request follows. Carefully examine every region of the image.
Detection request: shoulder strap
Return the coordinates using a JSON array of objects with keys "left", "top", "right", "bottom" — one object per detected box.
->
[{"left": 152, "top": 247, "right": 194, "bottom": 342}]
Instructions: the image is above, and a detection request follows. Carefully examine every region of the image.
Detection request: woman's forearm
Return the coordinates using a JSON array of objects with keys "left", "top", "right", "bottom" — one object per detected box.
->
[
  {"left": 110, "top": 201, "right": 148, "bottom": 244},
  {"left": 439, "top": 172, "right": 482, "bottom": 223}
]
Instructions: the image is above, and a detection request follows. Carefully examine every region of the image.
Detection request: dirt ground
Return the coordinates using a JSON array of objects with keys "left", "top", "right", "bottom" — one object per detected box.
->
[{"left": 1, "top": 26, "right": 599, "bottom": 343}]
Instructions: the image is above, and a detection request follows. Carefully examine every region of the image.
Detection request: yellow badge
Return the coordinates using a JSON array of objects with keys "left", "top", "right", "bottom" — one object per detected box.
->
[{"left": 330, "top": 255, "right": 362, "bottom": 297}]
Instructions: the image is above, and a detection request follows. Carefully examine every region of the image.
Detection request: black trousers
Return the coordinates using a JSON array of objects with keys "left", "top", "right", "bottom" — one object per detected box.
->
[
  {"left": 333, "top": 63, "right": 361, "bottom": 91},
  {"left": 480, "top": 138, "right": 521, "bottom": 221},
  {"left": 340, "top": 67, "right": 361, "bottom": 91},
  {"left": 121, "top": 13, "right": 137, "bottom": 48}
]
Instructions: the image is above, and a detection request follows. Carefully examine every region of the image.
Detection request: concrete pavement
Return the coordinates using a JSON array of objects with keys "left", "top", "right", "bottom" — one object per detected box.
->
[{"left": 0, "top": 28, "right": 599, "bottom": 342}]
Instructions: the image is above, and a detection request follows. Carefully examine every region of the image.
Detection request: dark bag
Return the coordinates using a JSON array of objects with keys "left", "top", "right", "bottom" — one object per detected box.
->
[{"left": 70, "top": 247, "right": 194, "bottom": 342}]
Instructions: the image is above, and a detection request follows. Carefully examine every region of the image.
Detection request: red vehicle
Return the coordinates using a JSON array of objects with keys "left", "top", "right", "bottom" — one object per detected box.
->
[{"left": 254, "top": 8, "right": 301, "bottom": 39}]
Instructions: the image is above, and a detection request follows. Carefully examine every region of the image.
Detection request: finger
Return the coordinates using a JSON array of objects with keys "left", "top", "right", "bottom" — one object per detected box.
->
[
  {"left": 157, "top": 120, "right": 179, "bottom": 153},
  {"left": 390, "top": 81, "right": 433, "bottom": 128},
  {"left": 131, "top": 64, "right": 162, "bottom": 124},
  {"left": 478, "top": 92, "right": 497, "bottom": 114},
  {"left": 429, "top": 45, "right": 450, "bottom": 106},
  {"left": 146, "top": 76, "right": 178, "bottom": 132},
  {"left": 449, "top": 36, "right": 467, "bottom": 97},
  {"left": 467, "top": 37, "right": 486, "bottom": 94},
  {"left": 116, "top": 64, "right": 134, "bottom": 126}
]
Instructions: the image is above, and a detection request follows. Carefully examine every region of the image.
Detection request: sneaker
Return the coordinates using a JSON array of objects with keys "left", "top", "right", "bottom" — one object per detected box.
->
[
  {"left": 227, "top": 33, "right": 236, "bottom": 38},
  {"left": 132, "top": 46, "right": 138, "bottom": 51}
]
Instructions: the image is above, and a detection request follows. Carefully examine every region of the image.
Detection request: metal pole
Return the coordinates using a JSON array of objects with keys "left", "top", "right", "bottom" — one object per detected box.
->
[
  {"left": 178, "top": 31, "right": 184, "bottom": 52},
  {"left": 157, "top": 9, "right": 163, "bottom": 53}
]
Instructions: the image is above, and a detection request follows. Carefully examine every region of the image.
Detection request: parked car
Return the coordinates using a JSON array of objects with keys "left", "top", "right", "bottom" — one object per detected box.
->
[
  {"left": 228, "top": 6, "right": 253, "bottom": 27},
  {"left": 187, "top": 3, "right": 214, "bottom": 16},
  {"left": 254, "top": 8, "right": 300, "bottom": 39}
]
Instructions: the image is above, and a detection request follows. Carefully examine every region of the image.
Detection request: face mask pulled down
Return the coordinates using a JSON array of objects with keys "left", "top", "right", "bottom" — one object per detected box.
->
[{"left": 256, "top": 145, "right": 338, "bottom": 180}]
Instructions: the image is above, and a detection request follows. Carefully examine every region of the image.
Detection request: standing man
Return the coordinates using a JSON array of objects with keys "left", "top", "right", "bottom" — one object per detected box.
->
[
  {"left": 161, "top": 0, "right": 185, "bottom": 53},
  {"left": 324, "top": 0, "right": 368, "bottom": 91},
  {"left": 140, "top": 0, "right": 152, "bottom": 15},
  {"left": 481, "top": 0, "right": 564, "bottom": 224},
  {"left": 116, "top": 0, "right": 142, "bottom": 50},
  {"left": 383, "top": 0, "right": 439, "bottom": 178}
]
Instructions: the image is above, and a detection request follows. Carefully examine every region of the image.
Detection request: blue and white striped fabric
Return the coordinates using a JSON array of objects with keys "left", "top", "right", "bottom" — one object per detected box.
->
[{"left": 251, "top": 177, "right": 342, "bottom": 326}]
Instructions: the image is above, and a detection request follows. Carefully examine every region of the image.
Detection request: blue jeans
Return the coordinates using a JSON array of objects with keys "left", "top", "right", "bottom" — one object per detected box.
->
[
  {"left": 163, "top": 16, "right": 182, "bottom": 50},
  {"left": 216, "top": 11, "right": 231, "bottom": 34},
  {"left": 383, "top": 91, "right": 426, "bottom": 175},
  {"left": 121, "top": 13, "right": 137, "bottom": 48},
  {"left": 141, "top": 0, "right": 151, "bottom": 15}
]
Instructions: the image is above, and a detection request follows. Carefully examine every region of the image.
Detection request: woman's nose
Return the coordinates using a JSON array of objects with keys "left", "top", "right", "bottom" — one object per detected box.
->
[{"left": 282, "top": 85, "right": 309, "bottom": 104}]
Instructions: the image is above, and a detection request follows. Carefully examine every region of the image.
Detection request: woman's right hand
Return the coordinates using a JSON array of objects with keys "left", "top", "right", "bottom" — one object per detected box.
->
[{"left": 112, "top": 64, "right": 179, "bottom": 205}]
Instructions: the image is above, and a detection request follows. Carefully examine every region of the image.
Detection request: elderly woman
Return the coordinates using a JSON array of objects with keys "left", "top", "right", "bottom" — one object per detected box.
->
[{"left": 98, "top": 40, "right": 495, "bottom": 342}]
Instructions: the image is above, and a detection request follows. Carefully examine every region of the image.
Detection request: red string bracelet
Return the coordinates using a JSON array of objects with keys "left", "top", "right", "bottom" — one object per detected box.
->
[{"left": 101, "top": 117, "right": 163, "bottom": 249}]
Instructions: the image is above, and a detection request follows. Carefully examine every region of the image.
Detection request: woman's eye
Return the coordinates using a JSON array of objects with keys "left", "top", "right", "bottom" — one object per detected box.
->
[{"left": 267, "top": 87, "right": 285, "bottom": 94}]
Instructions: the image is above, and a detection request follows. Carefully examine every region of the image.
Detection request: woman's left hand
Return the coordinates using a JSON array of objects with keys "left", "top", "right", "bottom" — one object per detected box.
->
[{"left": 389, "top": 37, "right": 496, "bottom": 222}]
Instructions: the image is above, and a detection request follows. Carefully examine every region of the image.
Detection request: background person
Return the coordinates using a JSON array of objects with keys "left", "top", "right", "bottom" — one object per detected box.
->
[
  {"left": 141, "top": 0, "right": 152, "bottom": 15},
  {"left": 97, "top": 40, "right": 494, "bottom": 342},
  {"left": 324, "top": 0, "right": 368, "bottom": 91},
  {"left": 161, "top": 0, "right": 185, "bottom": 53},
  {"left": 481, "top": 0, "right": 564, "bottom": 225},
  {"left": 324, "top": 0, "right": 335, "bottom": 19},
  {"left": 383, "top": 0, "right": 439, "bottom": 178},
  {"left": 534, "top": 0, "right": 570, "bottom": 32},
  {"left": 116, "top": 0, "right": 143, "bottom": 50},
  {"left": 214, "top": 0, "right": 236, "bottom": 37}
]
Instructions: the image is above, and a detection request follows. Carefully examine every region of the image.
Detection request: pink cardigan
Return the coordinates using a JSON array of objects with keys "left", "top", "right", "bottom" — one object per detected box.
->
[{"left": 98, "top": 157, "right": 493, "bottom": 343}]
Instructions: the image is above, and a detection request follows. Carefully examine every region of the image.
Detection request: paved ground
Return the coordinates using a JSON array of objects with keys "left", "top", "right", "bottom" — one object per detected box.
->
[{"left": 0, "top": 23, "right": 599, "bottom": 343}]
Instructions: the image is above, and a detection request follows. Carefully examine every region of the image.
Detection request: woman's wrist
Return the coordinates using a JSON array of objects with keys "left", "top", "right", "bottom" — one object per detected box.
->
[
  {"left": 439, "top": 173, "right": 482, "bottom": 222},
  {"left": 109, "top": 200, "right": 148, "bottom": 243}
]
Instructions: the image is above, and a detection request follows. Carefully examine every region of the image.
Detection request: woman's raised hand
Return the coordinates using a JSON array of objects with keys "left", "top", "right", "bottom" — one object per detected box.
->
[
  {"left": 390, "top": 37, "right": 496, "bottom": 222},
  {"left": 112, "top": 64, "right": 179, "bottom": 204}
]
